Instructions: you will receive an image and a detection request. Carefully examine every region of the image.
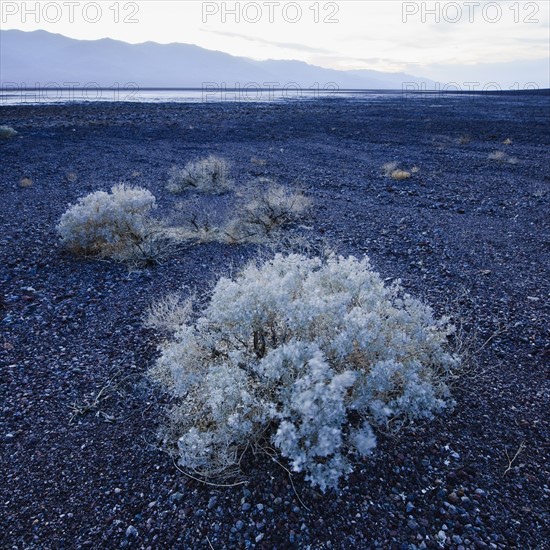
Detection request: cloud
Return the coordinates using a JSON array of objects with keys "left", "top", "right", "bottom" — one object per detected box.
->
[
  {"left": 201, "top": 29, "right": 335, "bottom": 55},
  {"left": 306, "top": 53, "right": 414, "bottom": 72},
  {"left": 419, "top": 57, "right": 550, "bottom": 88}
]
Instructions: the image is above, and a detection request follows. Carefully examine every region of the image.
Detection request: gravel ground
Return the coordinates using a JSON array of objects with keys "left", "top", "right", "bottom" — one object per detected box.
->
[{"left": 1, "top": 95, "right": 549, "bottom": 549}]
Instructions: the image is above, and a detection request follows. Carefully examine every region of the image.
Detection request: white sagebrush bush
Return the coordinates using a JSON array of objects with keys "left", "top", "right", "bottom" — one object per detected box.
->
[
  {"left": 168, "top": 155, "right": 232, "bottom": 194},
  {"left": 0, "top": 125, "right": 18, "bottom": 139},
  {"left": 488, "top": 150, "right": 517, "bottom": 164},
  {"left": 56, "top": 184, "right": 160, "bottom": 261},
  {"left": 150, "top": 254, "right": 458, "bottom": 491}
]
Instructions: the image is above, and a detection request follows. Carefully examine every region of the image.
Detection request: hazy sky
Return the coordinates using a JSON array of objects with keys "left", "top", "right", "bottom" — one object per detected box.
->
[{"left": 2, "top": 1, "right": 549, "bottom": 87}]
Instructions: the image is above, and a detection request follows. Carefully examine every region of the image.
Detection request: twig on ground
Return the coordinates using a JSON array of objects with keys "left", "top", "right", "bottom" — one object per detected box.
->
[
  {"left": 69, "top": 381, "right": 113, "bottom": 423},
  {"left": 171, "top": 458, "right": 249, "bottom": 487},
  {"left": 503, "top": 441, "right": 525, "bottom": 476},
  {"left": 260, "top": 445, "right": 312, "bottom": 511},
  {"left": 68, "top": 371, "right": 136, "bottom": 423}
]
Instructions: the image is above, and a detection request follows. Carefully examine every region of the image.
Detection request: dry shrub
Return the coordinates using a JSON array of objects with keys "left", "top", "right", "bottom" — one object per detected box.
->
[
  {"left": 390, "top": 169, "right": 411, "bottom": 181},
  {"left": 488, "top": 150, "right": 517, "bottom": 164},
  {"left": 0, "top": 125, "right": 17, "bottom": 139},
  {"left": 19, "top": 177, "right": 33, "bottom": 188},
  {"left": 148, "top": 253, "right": 459, "bottom": 491},
  {"left": 382, "top": 162, "right": 412, "bottom": 180},
  {"left": 223, "top": 180, "right": 312, "bottom": 243},
  {"left": 169, "top": 199, "right": 225, "bottom": 243},
  {"left": 145, "top": 293, "right": 192, "bottom": 335},
  {"left": 56, "top": 184, "right": 171, "bottom": 265},
  {"left": 168, "top": 155, "right": 232, "bottom": 194},
  {"left": 488, "top": 150, "right": 506, "bottom": 161},
  {"left": 382, "top": 161, "right": 399, "bottom": 176},
  {"left": 250, "top": 157, "right": 267, "bottom": 166}
]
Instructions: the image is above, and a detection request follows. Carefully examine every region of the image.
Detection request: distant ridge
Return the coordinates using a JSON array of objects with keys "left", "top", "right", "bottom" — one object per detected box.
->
[{"left": 0, "top": 30, "right": 435, "bottom": 90}]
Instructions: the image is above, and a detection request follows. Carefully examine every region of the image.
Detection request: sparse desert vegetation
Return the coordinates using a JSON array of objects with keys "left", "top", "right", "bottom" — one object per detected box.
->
[
  {"left": 168, "top": 199, "right": 225, "bottom": 243},
  {"left": 149, "top": 253, "right": 458, "bottom": 491},
  {"left": 166, "top": 179, "right": 312, "bottom": 245},
  {"left": 65, "top": 171, "right": 78, "bottom": 183},
  {"left": 250, "top": 156, "right": 267, "bottom": 166},
  {"left": 488, "top": 150, "right": 518, "bottom": 164},
  {"left": 167, "top": 155, "right": 232, "bottom": 194},
  {"left": 382, "top": 161, "right": 412, "bottom": 180},
  {"left": 488, "top": 150, "right": 506, "bottom": 161},
  {"left": 225, "top": 181, "right": 312, "bottom": 242},
  {"left": 0, "top": 125, "right": 17, "bottom": 138},
  {"left": 1, "top": 98, "right": 548, "bottom": 548},
  {"left": 56, "top": 184, "right": 165, "bottom": 264}
]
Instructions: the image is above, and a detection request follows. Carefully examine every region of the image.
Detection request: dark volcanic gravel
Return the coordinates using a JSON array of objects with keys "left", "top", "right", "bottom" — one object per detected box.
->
[{"left": 1, "top": 95, "right": 549, "bottom": 549}]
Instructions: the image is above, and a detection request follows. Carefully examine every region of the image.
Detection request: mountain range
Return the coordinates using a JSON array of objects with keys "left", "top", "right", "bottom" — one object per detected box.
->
[{"left": 0, "top": 30, "right": 435, "bottom": 90}]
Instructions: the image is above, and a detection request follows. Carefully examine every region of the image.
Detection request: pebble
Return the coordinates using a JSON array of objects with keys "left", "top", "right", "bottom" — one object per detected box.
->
[
  {"left": 408, "top": 520, "right": 419, "bottom": 531},
  {"left": 125, "top": 525, "right": 138, "bottom": 538},
  {"left": 208, "top": 496, "right": 217, "bottom": 509},
  {"left": 448, "top": 492, "right": 460, "bottom": 504},
  {"left": 169, "top": 492, "right": 184, "bottom": 503}
]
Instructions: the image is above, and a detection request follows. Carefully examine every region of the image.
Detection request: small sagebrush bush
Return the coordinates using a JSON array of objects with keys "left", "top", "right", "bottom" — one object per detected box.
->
[
  {"left": 0, "top": 125, "right": 18, "bottom": 139},
  {"left": 382, "top": 162, "right": 411, "bottom": 180},
  {"left": 382, "top": 161, "right": 399, "bottom": 175},
  {"left": 488, "top": 150, "right": 517, "bottom": 164},
  {"left": 250, "top": 157, "right": 267, "bottom": 166},
  {"left": 56, "top": 184, "right": 165, "bottom": 263},
  {"left": 168, "top": 199, "right": 226, "bottom": 244},
  {"left": 19, "top": 177, "right": 33, "bottom": 188},
  {"left": 168, "top": 155, "right": 232, "bottom": 194},
  {"left": 488, "top": 150, "right": 506, "bottom": 161},
  {"left": 224, "top": 181, "right": 311, "bottom": 243},
  {"left": 390, "top": 169, "right": 411, "bottom": 181},
  {"left": 149, "top": 254, "right": 458, "bottom": 491}
]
